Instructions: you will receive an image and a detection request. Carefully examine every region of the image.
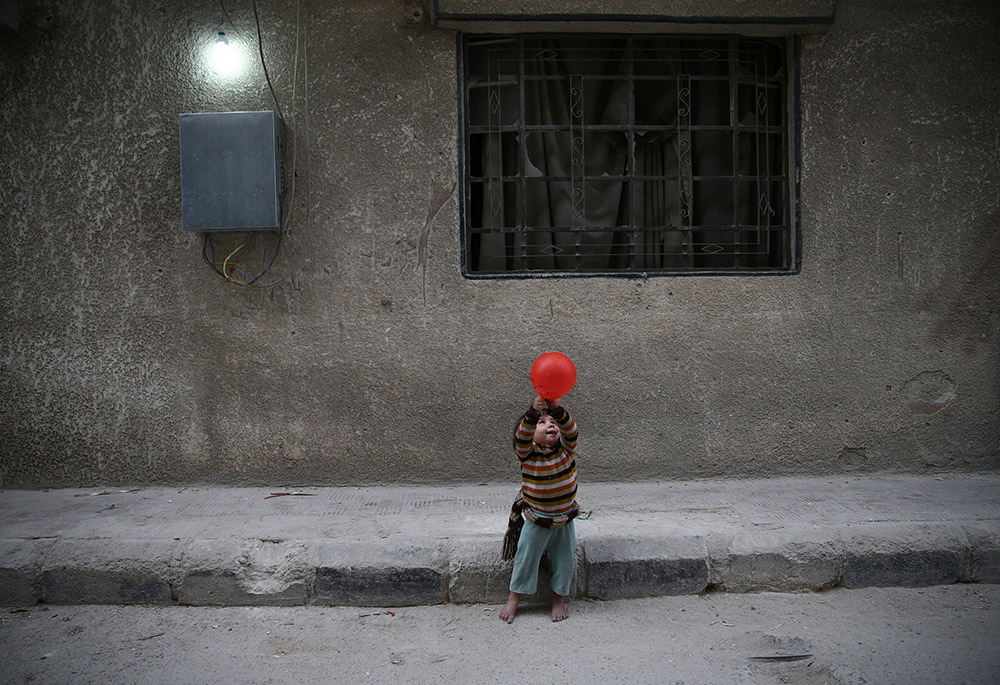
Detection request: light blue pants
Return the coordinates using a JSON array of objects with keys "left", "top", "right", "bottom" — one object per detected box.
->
[{"left": 509, "top": 518, "right": 576, "bottom": 597}]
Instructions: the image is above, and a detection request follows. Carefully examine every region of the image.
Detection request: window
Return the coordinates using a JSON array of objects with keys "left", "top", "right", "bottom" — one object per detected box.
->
[{"left": 460, "top": 35, "right": 798, "bottom": 277}]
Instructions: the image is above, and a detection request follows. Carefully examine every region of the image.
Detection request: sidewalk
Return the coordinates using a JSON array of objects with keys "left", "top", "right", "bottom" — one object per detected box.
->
[{"left": 2, "top": 473, "right": 998, "bottom": 607}]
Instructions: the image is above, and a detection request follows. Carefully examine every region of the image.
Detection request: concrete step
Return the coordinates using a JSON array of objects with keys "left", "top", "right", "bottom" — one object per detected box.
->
[{"left": 2, "top": 473, "right": 998, "bottom": 607}]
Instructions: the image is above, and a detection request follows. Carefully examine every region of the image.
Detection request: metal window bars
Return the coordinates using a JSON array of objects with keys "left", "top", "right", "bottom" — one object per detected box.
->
[{"left": 463, "top": 35, "right": 794, "bottom": 276}]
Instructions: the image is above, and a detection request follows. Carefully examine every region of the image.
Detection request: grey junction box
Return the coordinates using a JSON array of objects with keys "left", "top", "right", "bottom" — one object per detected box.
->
[{"left": 179, "top": 111, "right": 284, "bottom": 231}]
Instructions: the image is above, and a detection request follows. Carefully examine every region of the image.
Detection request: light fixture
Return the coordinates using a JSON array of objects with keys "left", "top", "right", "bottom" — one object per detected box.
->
[{"left": 210, "top": 25, "right": 241, "bottom": 76}]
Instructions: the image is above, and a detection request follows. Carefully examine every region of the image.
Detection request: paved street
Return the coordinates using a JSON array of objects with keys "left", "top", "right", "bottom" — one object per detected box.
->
[{"left": 3, "top": 584, "right": 998, "bottom": 684}]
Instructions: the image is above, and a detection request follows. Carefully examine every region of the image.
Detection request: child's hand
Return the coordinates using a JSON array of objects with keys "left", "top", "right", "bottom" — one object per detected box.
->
[{"left": 533, "top": 396, "right": 559, "bottom": 412}]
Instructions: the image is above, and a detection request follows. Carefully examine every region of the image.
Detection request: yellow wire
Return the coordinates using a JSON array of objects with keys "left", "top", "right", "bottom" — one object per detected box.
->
[{"left": 222, "top": 240, "right": 249, "bottom": 279}]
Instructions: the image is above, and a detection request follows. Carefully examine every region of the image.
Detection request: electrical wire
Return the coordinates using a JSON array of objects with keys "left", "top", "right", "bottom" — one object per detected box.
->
[
  {"left": 201, "top": 0, "right": 302, "bottom": 287},
  {"left": 218, "top": 0, "right": 248, "bottom": 42},
  {"left": 202, "top": 233, "right": 227, "bottom": 278},
  {"left": 233, "top": 266, "right": 260, "bottom": 283},
  {"left": 261, "top": 231, "right": 280, "bottom": 283},
  {"left": 303, "top": 0, "right": 311, "bottom": 233},
  {"left": 252, "top": 0, "right": 285, "bottom": 123},
  {"left": 226, "top": 231, "right": 279, "bottom": 285},
  {"left": 232, "top": 0, "right": 299, "bottom": 287},
  {"left": 222, "top": 236, "right": 254, "bottom": 280}
]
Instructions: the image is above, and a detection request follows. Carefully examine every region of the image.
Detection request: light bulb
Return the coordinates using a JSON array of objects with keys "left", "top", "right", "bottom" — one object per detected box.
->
[{"left": 210, "top": 28, "right": 241, "bottom": 76}]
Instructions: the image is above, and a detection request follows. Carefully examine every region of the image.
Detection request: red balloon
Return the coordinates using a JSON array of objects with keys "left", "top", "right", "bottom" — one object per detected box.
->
[{"left": 530, "top": 352, "right": 577, "bottom": 399}]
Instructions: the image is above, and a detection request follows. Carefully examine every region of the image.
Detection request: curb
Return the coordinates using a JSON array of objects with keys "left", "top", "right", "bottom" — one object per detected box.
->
[{"left": 2, "top": 520, "right": 998, "bottom": 607}]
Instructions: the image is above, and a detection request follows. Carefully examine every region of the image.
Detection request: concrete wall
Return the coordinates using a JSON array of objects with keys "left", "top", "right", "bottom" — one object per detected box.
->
[{"left": 1, "top": 0, "right": 997, "bottom": 487}]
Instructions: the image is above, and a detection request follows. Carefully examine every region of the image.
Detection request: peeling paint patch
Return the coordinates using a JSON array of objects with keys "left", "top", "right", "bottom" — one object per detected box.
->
[
  {"left": 901, "top": 371, "right": 956, "bottom": 415},
  {"left": 840, "top": 446, "right": 868, "bottom": 470}
]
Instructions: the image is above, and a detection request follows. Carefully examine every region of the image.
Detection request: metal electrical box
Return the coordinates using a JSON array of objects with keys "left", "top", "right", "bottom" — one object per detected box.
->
[{"left": 179, "top": 111, "right": 284, "bottom": 231}]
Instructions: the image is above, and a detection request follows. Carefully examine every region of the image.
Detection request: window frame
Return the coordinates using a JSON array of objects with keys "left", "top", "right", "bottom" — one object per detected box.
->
[{"left": 458, "top": 32, "right": 803, "bottom": 279}]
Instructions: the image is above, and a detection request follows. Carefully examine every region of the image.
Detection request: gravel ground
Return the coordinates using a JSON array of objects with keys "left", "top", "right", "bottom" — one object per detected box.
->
[{"left": 2, "top": 584, "right": 998, "bottom": 684}]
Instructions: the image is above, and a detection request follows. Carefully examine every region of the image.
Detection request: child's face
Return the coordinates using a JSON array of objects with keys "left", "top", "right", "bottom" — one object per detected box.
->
[{"left": 533, "top": 413, "right": 560, "bottom": 446}]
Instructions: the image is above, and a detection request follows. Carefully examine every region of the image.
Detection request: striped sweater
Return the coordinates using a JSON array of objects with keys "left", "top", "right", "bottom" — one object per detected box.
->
[{"left": 513, "top": 405, "right": 579, "bottom": 516}]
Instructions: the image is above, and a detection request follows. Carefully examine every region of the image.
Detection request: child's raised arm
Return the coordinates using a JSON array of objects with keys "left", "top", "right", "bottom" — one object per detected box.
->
[
  {"left": 513, "top": 398, "right": 543, "bottom": 459},
  {"left": 547, "top": 402, "right": 578, "bottom": 452}
]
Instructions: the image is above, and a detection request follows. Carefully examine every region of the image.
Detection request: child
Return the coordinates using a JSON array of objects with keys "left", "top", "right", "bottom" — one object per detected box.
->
[{"left": 500, "top": 395, "right": 580, "bottom": 623}]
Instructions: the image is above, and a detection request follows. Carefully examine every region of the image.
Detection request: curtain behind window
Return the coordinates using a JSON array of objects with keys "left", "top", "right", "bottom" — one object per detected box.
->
[{"left": 471, "top": 36, "right": 780, "bottom": 273}]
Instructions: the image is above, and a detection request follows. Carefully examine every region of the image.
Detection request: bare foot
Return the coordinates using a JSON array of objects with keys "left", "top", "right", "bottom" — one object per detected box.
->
[
  {"left": 500, "top": 592, "right": 520, "bottom": 624},
  {"left": 551, "top": 594, "right": 569, "bottom": 622}
]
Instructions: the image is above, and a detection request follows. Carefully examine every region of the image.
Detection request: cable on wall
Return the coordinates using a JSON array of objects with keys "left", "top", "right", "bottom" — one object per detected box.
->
[
  {"left": 202, "top": 0, "right": 303, "bottom": 287},
  {"left": 252, "top": 0, "right": 285, "bottom": 124}
]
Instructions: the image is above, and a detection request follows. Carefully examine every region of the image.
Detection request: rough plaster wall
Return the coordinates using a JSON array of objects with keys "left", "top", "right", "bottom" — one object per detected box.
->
[
  {"left": 797, "top": 0, "right": 1000, "bottom": 472},
  {"left": 0, "top": 0, "right": 997, "bottom": 487}
]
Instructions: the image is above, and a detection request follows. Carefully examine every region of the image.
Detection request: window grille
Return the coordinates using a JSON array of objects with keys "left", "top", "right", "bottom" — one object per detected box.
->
[{"left": 461, "top": 35, "right": 798, "bottom": 277}]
